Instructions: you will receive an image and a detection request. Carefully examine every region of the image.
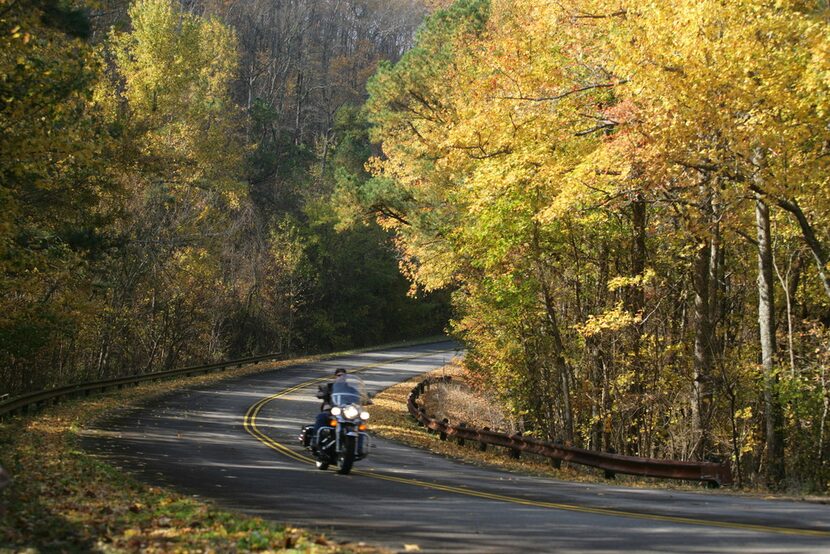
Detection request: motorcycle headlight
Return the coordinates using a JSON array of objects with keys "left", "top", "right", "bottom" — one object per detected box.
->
[
  {"left": 360, "top": 411, "right": 370, "bottom": 420},
  {"left": 331, "top": 406, "right": 342, "bottom": 416},
  {"left": 343, "top": 405, "right": 360, "bottom": 419}
]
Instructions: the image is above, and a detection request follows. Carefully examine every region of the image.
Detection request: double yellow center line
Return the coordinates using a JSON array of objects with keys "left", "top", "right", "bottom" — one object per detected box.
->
[{"left": 243, "top": 351, "right": 830, "bottom": 539}]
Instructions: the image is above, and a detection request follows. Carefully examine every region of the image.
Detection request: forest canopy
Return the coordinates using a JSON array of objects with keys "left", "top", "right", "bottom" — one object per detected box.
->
[
  {"left": 356, "top": 0, "right": 830, "bottom": 490},
  {"left": 1, "top": 0, "right": 448, "bottom": 398},
  {"left": 4, "top": 0, "right": 830, "bottom": 493}
]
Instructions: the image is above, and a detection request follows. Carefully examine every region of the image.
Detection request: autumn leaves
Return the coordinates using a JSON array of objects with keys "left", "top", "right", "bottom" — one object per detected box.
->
[{"left": 359, "top": 0, "right": 830, "bottom": 488}]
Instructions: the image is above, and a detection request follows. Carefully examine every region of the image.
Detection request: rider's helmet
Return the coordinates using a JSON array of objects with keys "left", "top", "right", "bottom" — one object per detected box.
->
[{"left": 334, "top": 368, "right": 347, "bottom": 377}]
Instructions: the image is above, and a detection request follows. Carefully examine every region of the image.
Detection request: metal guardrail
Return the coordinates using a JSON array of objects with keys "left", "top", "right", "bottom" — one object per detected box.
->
[
  {"left": 408, "top": 376, "right": 733, "bottom": 487},
  {"left": 0, "top": 353, "right": 285, "bottom": 420}
]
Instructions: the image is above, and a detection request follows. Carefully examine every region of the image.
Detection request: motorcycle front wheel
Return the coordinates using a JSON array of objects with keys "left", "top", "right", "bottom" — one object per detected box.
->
[{"left": 337, "top": 435, "right": 356, "bottom": 475}]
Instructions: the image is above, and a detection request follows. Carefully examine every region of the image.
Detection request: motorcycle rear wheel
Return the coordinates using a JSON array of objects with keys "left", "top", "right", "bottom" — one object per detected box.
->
[{"left": 337, "top": 436, "right": 356, "bottom": 475}]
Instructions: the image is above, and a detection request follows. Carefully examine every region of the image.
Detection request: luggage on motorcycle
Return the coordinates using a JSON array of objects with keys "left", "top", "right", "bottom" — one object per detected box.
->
[{"left": 299, "top": 425, "right": 314, "bottom": 447}]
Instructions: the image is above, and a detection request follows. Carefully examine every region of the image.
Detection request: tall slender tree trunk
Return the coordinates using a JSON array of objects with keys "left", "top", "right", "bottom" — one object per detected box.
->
[
  {"left": 708, "top": 208, "right": 723, "bottom": 360},
  {"left": 539, "top": 284, "right": 574, "bottom": 444},
  {"left": 753, "top": 150, "right": 786, "bottom": 487},
  {"left": 589, "top": 245, "right": 610, "bottom": 451},
  {"left": 627, "top": 196, "right": 647, "bottom": 455},
  {"left": 691, "top": 180, "right": 718, "bottom": 460},
  {"left": 294, "top": 70, "right": 304, "bottom": 145},
  {"left": 692, "top": 236, "right": 713, "bottom": 460}
]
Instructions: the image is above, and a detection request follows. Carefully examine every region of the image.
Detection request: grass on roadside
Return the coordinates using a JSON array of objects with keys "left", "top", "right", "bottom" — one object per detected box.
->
[{"left": 0, "top": 346, "right": 421, "bottom": 553}]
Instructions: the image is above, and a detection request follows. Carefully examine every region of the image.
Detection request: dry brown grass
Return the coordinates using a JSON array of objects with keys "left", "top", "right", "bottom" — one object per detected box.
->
[
  {"left": 421, "top": 367, "right": 519, "bottom": 434},
  {"left": 368, "top": 360, "right": 611, "bottom": 481}
]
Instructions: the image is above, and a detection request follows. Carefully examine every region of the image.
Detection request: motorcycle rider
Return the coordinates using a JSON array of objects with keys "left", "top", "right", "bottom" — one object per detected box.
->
[{"left": 310, "top": 367, "right": 347, "bottom": 447}]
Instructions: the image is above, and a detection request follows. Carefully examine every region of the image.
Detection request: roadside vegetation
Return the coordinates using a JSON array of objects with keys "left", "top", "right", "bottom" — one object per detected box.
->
[
  {"left": 369, "top": 363, "right": 830, "bottom": 500},
  {"left": 349, "top": 0, "right": 830, "bottom": 492},
  {"left": 0, "top": 353, "right": 396, "bottom": 553},
  {"left": 369, "top": 362, "right": 621, "bottom": 485}
]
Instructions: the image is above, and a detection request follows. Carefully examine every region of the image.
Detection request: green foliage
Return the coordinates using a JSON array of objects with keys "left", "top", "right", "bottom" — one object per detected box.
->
[
  {"left": 365, "top": 0, "right": 830, "bottom": 491},
  {"left": 1, "top": 0, "right": 446, "bottom": 400},
  {"left": 305, "top": 104, "right": 450, "bottom": 351},
  {"left": 0, "top": 0, "right": 114, "bottom": 390}
]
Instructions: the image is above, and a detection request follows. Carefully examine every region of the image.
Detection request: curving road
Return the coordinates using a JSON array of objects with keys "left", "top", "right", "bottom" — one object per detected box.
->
[{"left": 82, "top": 342, "right": 830, "bottom": 553}]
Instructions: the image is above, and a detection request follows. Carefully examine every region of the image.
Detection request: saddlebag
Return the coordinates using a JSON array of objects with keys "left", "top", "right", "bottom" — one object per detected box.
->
[{"left": 299, "top": 425, "right": 314, "bottom": 447}]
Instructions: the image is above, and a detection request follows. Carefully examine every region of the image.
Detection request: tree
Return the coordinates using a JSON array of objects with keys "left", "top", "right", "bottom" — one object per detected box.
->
[
  {"left": 364, "top": 0, "right": 830, "bottom": 487},
  {"left": 0, "top": 0, "right": 113, "bottom": 392}
]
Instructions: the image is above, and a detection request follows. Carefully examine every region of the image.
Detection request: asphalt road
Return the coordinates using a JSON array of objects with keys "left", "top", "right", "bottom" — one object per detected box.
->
[{"left": 82, "top": 342, "right": 830, "bottom": 553}]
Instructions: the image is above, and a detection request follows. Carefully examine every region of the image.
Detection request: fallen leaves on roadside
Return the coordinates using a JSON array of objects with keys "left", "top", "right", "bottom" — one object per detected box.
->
[{"left": 0, "top": 359, "right": 394, "bottom": 553}]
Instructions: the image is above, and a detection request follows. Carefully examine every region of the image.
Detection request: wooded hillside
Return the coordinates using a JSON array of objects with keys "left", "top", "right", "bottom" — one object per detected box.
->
[
  {"left": 354, "top": 0, "right": 830, "bottom": 490},
  {"left": 0, "top": 0, "right": 448, "bottom": 398}
]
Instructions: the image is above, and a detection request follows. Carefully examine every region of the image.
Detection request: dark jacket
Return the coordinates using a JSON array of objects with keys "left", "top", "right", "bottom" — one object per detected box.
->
[{"left": 316, "top": 382, "right": 333, "bottom": 411}]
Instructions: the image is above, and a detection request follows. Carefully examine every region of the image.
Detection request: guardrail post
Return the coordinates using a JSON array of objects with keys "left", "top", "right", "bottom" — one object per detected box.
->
[
  {"left": 551, "top": 438, "right": 563, "bottom": 469},
  {"left": 604, "top": 447, "right": 616, "bottom": 479},
  {"left": 479, "top": 427, "right": 489, "bottom": 451},
  {"left": 509, "top": 432, "right": 522, "bottom": 459},
  {"left": 439, "top": 418, "right": 448, "bottom": 441},
  {"left": 457, "top": 422, "right": 466, "bottom": 446}
]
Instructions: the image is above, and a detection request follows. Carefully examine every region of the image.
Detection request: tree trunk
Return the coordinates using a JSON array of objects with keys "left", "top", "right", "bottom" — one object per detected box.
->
[
  {"left": 753, "top": 151, "right": 786, "bottom": 487},
  {"left": 692, "top": 236, "right": 713, "bottom": 460},
  {"left": 540, "top": 287, "right": 575, "bottom": 444},
  {"left": 590, "top": 245, "right": 610, "bottom": 451},
  {"left": 691, "top": 180, "right": 719, "bottom": 461},
  {"left": 627, "top": 196, "right": 647, "bottom": 455},
  {"left": 294, "top": 70, "right": 304, "bottom": 145},
  {"left": 532, "top": 223, "right": 574, "bottom": 443}
]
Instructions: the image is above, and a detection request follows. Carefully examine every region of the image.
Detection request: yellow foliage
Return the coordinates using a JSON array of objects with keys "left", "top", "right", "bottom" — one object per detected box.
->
[
  {"left": 607, "top": 269, "right": 657, "bottom": 292},
  {"left": 574, "top": 303, "right": 642, "bottom": 338}
]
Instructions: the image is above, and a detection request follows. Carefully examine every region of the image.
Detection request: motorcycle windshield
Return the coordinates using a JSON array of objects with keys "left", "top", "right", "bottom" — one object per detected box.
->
[{"left": 331, "top": 375, "right": 366, "bottom": 406}]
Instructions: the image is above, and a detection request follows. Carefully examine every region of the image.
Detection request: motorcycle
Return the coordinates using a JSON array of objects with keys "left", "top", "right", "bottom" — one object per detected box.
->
[{"left": 299, "top": 374, "right": 371, "bottom": 475}]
